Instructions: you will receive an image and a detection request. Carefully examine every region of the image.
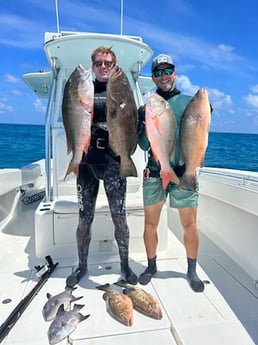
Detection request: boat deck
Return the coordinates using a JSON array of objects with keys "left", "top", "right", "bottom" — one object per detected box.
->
[{"left": 0, "top": 197, "right": 258, "bottom": 345}]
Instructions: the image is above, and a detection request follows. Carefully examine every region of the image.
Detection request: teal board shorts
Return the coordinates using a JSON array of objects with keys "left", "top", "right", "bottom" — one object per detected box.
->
[{"left": 143, "top": 177, "right": 199, "bottom": 208}]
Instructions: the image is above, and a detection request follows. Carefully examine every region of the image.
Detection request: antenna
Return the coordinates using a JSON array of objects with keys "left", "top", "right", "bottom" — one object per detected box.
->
[
  {"left": 120, "top": 0, "right": 124, "bottom": 35},
  {"left": 55, "top": 0, "right": 60, "bottom": 33}
]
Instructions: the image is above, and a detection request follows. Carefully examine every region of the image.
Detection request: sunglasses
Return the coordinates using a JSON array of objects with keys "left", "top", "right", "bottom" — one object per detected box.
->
[
  {"left": 94, "top": 60, "right": 113, "bottom": 68},
  {"left": 153, "top": 68, "right": 175, "bottom": 78}
]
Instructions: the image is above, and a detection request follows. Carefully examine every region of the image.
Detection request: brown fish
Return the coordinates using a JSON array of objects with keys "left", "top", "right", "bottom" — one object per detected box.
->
[
  {"left": 62, "top": 64, "right": 94, "bottom": 179},
  {"left": 114, "top": 279, "right": 162, "bottom": 320},
  {"left": 106, "top": 66, "right": 138, "bottom": 177},
  {"left": 96, "top": 283, "right": 133, "bottom": 326},
  {"left": 179, "top": 88, "right": 211, "bottom": 191},
  {"left": 145, "top": 92, "right": 180, "bottom": 189}
]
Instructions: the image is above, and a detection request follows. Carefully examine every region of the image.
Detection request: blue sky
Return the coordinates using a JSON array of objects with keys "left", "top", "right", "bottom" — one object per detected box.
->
[{"left": 1, "top": 0, "right": 258, "bottom": 133}]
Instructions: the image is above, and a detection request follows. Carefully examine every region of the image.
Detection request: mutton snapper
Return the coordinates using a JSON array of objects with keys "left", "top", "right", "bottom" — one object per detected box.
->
[
  {"left": 62, "top": 64, "right": 94, "bottom": 179},
  {"left": 106, "top": 66, "right": 138, "bottom": 177},
  {"left": 145, "top": 92, "right": 180, "bottom": 189},
  {"left": 179, "top": 88, "right": 211, "bottom": 191},
  {"left": 47, "top": 304, "right": 90, "bottom": 345},
  {"left": 114, "top": 279, "right": 163, "bottom": 320},
  {"left": 96, "top": 283, "right": 133, "bottom": 326},
  {"left": 42, "top": 286, "right": 83, "bottom": 321}
]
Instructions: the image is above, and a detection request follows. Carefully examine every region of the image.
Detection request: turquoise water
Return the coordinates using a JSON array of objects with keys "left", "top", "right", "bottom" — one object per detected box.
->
[{"left": 0, "top": 123, "right": 257, "bottom": 172}]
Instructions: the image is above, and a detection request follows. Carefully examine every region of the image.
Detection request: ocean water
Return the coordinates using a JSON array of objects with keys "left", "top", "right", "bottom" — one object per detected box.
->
[{"left": 0, "top": 123, "right": 257, "bottom": 172}]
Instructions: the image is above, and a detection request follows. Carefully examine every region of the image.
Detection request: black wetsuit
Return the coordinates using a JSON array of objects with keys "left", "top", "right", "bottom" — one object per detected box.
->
[{"left": 69, "top": 80, "right": 137, "bottom": 285}]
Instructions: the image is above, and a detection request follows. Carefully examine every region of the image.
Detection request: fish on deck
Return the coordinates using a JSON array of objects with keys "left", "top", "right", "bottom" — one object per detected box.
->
[
  {"left": 179, "top": 88, "right": 211, "bottom": 191},
  {"left": 42, "top": 286, "right": 83, "bottom": 322},
  {"left": 106, "top": 66, "right": 138, "bottom": 177},
  {"left": 114, "top": 279, "right": 163, "bottom": 320},
  {"left": 145, "top": 92, "right": 180, "bottom": 189},
  {"left": 47, "top": 304, "right": 90, "bottom": 345},
  {"left": 62, "top": 64, "right": 94, "bottom": 179},
  {"left": 96, "top": 283, "right": 133, "bottom": 326}
]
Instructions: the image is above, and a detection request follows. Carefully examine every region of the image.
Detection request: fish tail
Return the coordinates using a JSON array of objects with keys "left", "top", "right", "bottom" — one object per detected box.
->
[
  {"left": 128, "top": 315, "right": 133, "bottom": 327},
  {"left": 96, "top": 283, "right": 111, "bottom": 291},
  {"left": 161, "top": 168, "right": 180, "bottom": 189},
  {"left": 81, "top": 314, "right": 91, "bottom": 321},
  {"left": 64, "top": 161, "right": 79, "bottom": 180},
  {"left": 179, "top": 174, "right": 197, "bottom": 191},
  {"left": 64, "top": 165, "right": 72, "bottom": 181},
  {"left": 119, "top": 157, "right": 137, "bottom": 177}
]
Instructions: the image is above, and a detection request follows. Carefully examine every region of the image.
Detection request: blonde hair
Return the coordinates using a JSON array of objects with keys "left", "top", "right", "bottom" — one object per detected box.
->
[{"left": 91, "top": 46, "right": 117, "bottom": 65}]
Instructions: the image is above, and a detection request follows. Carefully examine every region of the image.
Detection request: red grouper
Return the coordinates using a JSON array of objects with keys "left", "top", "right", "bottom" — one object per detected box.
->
[
  {"left": 62, "top": 64, "right": 94, "bottom": 179},
  {"left": 179, "top": 88, "right": 211, "bottom": 191}
]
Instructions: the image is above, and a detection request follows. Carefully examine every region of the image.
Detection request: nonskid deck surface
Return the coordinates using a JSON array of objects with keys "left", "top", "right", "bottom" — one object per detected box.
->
[{"left": 1, "top": 214, "right": 258, "bottom": 345}]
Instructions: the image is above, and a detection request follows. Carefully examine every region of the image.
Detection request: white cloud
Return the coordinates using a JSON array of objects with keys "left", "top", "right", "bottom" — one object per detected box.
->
[
  {"left": 11, "top": 89, "right": 23, "bottom": 96},
  {"left": 33, "top": 98, "right": 46, "bottom": 113},
  {"left": 208, "top": 88, "right": 233, "bottom": 110},
  {"left": 243, "top": 85, "right": 258, "bottom": 109},
  {"left": 0, "top": 97, "right": 14, "bottom": 113},
  {"left": 244, "top": 94, "right": 258, "bottom": 109},
  {"left": 217, "top": 44, "right": 235, "bottom": 53},
  {"left": 251, "top": 84, "right": 258, "bottom": 93},
  {"left": 5, "top": 74, "right": 20, "bottom": 83},
  {"left": 176, "top": 75, "right": 199, "bottom": 95},
  {"left": 176, "top": 75, "right": 232, "bottom": 111}
]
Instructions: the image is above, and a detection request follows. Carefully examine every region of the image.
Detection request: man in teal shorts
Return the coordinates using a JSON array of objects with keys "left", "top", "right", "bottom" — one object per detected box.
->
[{"left": 138, "top": 54, "right": 207, "bottom": 292}]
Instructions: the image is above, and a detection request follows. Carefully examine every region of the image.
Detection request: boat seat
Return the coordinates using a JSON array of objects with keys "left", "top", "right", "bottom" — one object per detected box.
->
[
  {"left": 0, "top": 162, "right": 43, "bottom": 196},
  {"left": 0, "top": 169, "right": 22, "bottom": 196}
]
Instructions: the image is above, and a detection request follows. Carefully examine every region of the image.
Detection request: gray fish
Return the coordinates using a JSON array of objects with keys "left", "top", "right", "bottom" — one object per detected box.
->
[
  {"left": 96, "top": 283, "right": 133, "bottom": 326},
  {"left": 114, "top": 279, "right": 163, "bottom": 320},
  {"left": 62, "top": 64, "right": 94, "bottom": 179},
  {"left": 179, "top": 88, "right": 211, "bottom": 191},
  {"left": 47, "top": 303, "right": 90, "bottom": 345},
  {"left": 106, "top": 66, "right": 138, "bottom": 177},
  {"left": 42, "top": 286, "right": 83, "bottom": 321}
]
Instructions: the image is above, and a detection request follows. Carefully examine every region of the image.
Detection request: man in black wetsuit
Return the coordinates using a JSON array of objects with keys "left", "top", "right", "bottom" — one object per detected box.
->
[{"left": 66, "top": 46, "right": 138, "bottom": 287}]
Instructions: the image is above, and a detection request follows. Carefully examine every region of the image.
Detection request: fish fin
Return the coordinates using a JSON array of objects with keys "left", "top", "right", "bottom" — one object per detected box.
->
[
  {"left": 151, "top": 116, "right": 164, "bottom": 136},
  {"left": 78, "top": 80, "right": 94, "bottom": 107},
  {"left": 83, "top": 137, "right": 91, "bottom": 154},
  {"left": 153, "top": 153, "right": 160, "bottom": 165},
  {"left": 73, "top": 304, "right": 85, "bottom": 311},
  {"left": 64, "top": 161, "right": 79, "bottom": 181},
  {"left": 72, "top": 295, "right": 84, "bottom": 302},
  {"left": 96, "top": 283, "right": 111, "bottom": 291},
  {"left": 161, "top": 168, "right": 180, "bottom": 189},
  {"left": 81, "top": 314, "right": 91, "bottom": 321},
  {"left": 179, "top": 174, "right": 197, "bottom": 191},
  {"left": 119, "top": 157, "right": 137, "bottom": 177},
  {"left": 56, "top": 304, "right": 65, "bottom": 317}
]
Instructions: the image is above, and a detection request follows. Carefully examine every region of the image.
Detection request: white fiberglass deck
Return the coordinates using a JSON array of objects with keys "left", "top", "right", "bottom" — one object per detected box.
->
[{"left": 0, "top": 197, "right": 257, "bottom": 345}]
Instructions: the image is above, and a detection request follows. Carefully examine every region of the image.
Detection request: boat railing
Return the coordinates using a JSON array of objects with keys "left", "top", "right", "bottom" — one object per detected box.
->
[{"left": 199, "top": 167, "right": 258, "bottom": 190}]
